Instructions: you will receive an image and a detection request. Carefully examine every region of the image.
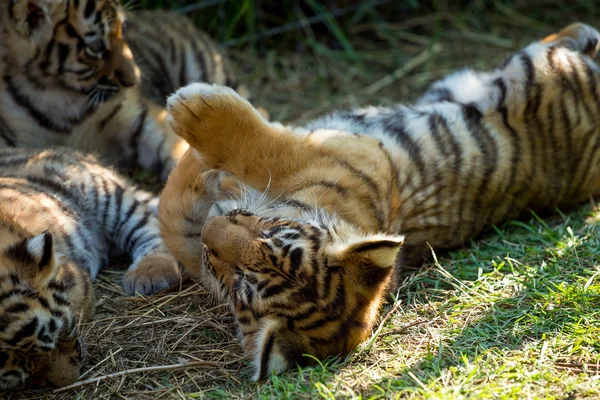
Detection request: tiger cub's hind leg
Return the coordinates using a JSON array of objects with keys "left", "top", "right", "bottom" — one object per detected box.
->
[
  {"left": 74, "top": 164, "right": 181, "bottom": 295},
  {"left": 418, "top": 23, "right": 600, "bottom": 108},
  {"left": 166, "top": 83, "right": 313, "bottom": 193},
  {"left": 110, "top": 188, "right": 181, "bottom": 295},
  {"left": 541, "top": 22, "right": 600, "bottom": 57}
]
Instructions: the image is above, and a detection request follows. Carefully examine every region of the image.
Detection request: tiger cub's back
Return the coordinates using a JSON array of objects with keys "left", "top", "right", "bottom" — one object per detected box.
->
[{"left": 125, "top": 10, "right": 243, "bottom": 105}]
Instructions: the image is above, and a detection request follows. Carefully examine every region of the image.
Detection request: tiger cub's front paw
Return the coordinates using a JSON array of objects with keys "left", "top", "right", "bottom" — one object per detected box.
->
[
  {"left": 166, "top": 83, "right": 267, "bottom": 168},
  {"left": 124, "top": 253, "right": 180, "bottom": 295}
]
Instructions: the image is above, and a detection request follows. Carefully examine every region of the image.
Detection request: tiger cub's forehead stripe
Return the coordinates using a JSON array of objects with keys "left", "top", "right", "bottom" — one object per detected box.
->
[{"left": 83, "top": 0, "right": 97, "bottom": 19}]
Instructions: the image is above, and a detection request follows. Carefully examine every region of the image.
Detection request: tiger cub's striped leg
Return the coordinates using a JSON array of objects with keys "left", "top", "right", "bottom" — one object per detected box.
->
[
  {"left": 110, "top": 187, "right": 180, "bottom": 295},
  {"left": 159, "top": 149, "right": 224, "bottom": 284},
  {"left": 166, "top": 84, "right": 324, "bottom": 194},
  {"left": 417, "top": 23, "right": 600, "bottom": 109},
  {"left": 69, "top": 162, "right": 180, "bottom": 295}
]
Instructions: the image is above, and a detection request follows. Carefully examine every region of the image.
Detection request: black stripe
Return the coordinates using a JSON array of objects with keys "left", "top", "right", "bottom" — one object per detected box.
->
[
  {"left": 84, "top": 0, "right": 96, "bottom": 19},
  {"left": 132, "top": 234, "right": 160, "bottom": 251},
  {"left": 461, "top": 103, "right": 498, "bottom": 234},
  {"left": 261, "top": 283, "right": 287, "bottom": 299},
  {"left": 60, "top": 266, "right": 76, "bottom": 289},
  {"left": 0, "top": 114, "right": 16, "bottom": 147},
  {"left": 40, "top": 38, "right": 55, "bottom": 71},
  {"left": 352, "top": 240, "right": 400, "bottom": 253},
  {"left": 568, "top": 128, "right": 599, "bottom": 202},
  {"left": 557, "top": 79, "right": 574, "bottom": 201},
  {"left": 98, "top": 103, "right": 123, "bottom": 131},
  {"left": 385, "top": 111, "right": 427, "bottom": 178},
  {"left": 7, "top": 317, "right": 38, "bottom": 346},
  {"left": 563, "top": 57, "right": 595, "bottom": 200},
  {"left": 0, "top": 289, "right": 34, "bottom": 304},
  {"left": 289, "top": 181, "right": 348, "bottom": 198},
  {"left": 336, "top": 158, "right": 384, "bottom": 229},
  {"left": 428, "top": 114, "right": 460, "bottom": 235},
  {"left": 57, "top": 44, "right": 70, "bottom": 73},
  {"left": 39, "top": 231, "right": 53, "bottom": 268},
  {"left": 4, "top": 76, "right": 72, "bottom": 134},
  {"left": 65, "top": 24, "right": 80, "bottom": 39},
  {"left": 129, "top": 108, "right": 148, "bottom": 164},
  {"left": 52, "top": 292, "right": 70, "bottom": 306},
  {"left": 567, "top": 57, "right": 594, "bottom": 122},
  {"left": 4, "top": 303, "right": 29, "bottom": 314},
  {"left": 5, "top": 239, "right": 36, "bottom": 266},
  {"left": 111, "top": 185, "right": 124, "bottom": 233},
  {"left": 115, "top": 201, "right": 139, "bottom": 238},
  {"left": 154, "top": 137, "right": 167, "bottom": 175},
  {"left": 48, "top": 279, "right": 68, "bottom": 292},
  {"left": 288, "top": 248, "right": 303, "bottom": 273},
  {"left": 38, "top": 297, "right": 51, "bottom": 310},
  {"left": 178, "top": 43, "right": 187, "bottom": 87},
  {"left": 124, "top": 212, "right": 151, "bottom": 253},
  {"left": 258, "top": 333, "right": 275, "bottom": 381},
  {"left": 100, "top": 177, "right": 111, "bottom": 227},
  {"left": 320, "top": 265, "right": 339, "bottom": 302},
  {"left": 490, "top": 89, "right": 522, "bottom": 226},
  {"left": 584, "top": 58, "right": 600, "bottom": 112},
  {"left": 25, "top": 176, "right": 79, "bottom": 210}
]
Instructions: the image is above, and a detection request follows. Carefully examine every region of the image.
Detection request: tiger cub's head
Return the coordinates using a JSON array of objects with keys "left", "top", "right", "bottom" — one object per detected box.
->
[
  {"left": 200, "top": 210, "right": 403, "bottom": 380},
  {"left": 3, "top": 0, "right": 139, "bottom": 107},
  {"left": 0, "top": 231, "right": 92, "bottom": 390}
]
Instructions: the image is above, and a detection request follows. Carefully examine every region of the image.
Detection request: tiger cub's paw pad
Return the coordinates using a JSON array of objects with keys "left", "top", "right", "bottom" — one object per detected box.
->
[
  {"left": 166, "top": 83, "right": 260, "bottom": 147},
  {"left": 124, "top": 254, "right": 180, "bottom": 295}
]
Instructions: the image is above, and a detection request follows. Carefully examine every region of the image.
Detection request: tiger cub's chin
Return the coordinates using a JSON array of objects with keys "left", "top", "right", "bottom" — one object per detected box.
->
[{"left": 199, "top": 211, "right": 404, "bottom": 380}]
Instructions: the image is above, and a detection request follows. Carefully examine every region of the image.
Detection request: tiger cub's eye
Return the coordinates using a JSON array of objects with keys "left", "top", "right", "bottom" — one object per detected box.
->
[{"left": 85, "top": 40, "right": 105, "bottom": 58}]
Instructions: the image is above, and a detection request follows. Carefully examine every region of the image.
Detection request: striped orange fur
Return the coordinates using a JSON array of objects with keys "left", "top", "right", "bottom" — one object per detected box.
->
[
  {"left": 0, "top": 148, "right": 179, "bottom": 389},
  {"left": 0, "top": 0, "right": 246, "bottom": 181},
  {"left": 159, "top": 23, "right": 600, "bottom": 379}
]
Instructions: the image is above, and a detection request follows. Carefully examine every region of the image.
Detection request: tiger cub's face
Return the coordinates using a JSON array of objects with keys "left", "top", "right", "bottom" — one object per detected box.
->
[
  {"left": 200, "top": 210, "right": 404, "bottom": 380},
  {"left": 0, "top": 232, "right": 87, "bottom": 390},
  {"left": 6, "top": 0, "right": 139, "bottom": 106}
]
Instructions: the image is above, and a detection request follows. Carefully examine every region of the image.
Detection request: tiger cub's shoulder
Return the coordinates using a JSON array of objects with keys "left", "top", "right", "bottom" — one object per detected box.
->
[{"left": 124, "top": 10, "right": 244, "bottom": 105}]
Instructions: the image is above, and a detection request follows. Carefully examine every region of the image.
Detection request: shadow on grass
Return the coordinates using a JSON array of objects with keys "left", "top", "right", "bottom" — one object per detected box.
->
[{"left": 364, "top": 206, "right": 600, "bottom": 397}]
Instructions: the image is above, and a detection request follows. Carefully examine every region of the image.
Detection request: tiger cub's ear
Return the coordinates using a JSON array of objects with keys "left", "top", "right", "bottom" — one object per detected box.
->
[
  {"left": 334, "top": 235, "right": 404, "bottom": 288},
  {"left": 5, "top": 231, "right": 57, "bottom": 288},
  {"left": 9, "top": 0, "right": 59, "bottom": 39}
]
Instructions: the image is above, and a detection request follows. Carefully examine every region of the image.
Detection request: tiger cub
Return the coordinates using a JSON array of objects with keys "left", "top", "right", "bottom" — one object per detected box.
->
[
  {"left": 159, "top": 23, "right": 600, "bottom": 379},
  {"left": 0, "top": 147, "right": 178, "bottom": 389},
  {"left": 0, "top": 0, "right": 242, "bottom": 182}
]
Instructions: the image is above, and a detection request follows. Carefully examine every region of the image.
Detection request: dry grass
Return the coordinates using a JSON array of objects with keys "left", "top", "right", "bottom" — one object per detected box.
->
[{"left": 8, "top": 4, "right": 600, "bottom": 399}]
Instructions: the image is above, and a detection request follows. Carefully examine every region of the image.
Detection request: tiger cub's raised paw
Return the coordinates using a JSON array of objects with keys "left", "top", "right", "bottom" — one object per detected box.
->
[
  {"left": 124, "top": 253, "right": 180, "bottom": 295},
  {"left": 166, "top": 83, "right": 268, "bottom": 168},
  {"left": 542, "top": 23, "right": 600, "bottom": 57}
]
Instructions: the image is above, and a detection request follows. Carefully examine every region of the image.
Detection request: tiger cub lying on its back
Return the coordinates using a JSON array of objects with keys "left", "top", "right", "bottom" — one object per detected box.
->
[
  {"left": 0, "top": 0, "right": 244, "bottom": 181},
  {"left": 0, "top": 148, "right": 178, "bottom": 390},
  {"left": 159, "top": 23, "right": 600, "bottom": 379}
]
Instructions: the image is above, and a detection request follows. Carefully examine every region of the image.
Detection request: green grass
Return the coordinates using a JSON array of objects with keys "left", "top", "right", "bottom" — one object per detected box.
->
[{"left": 228, "top": 206, "right": 600, "bottom": 399}]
